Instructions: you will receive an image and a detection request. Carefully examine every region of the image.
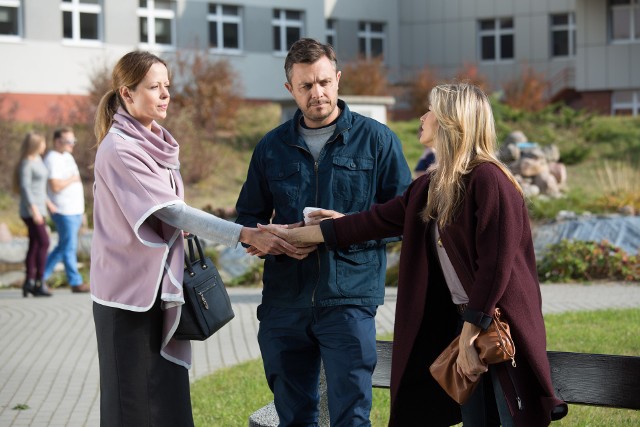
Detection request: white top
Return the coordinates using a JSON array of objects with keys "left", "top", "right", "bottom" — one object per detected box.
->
[
  {"left": 45, "top": 150, "right": 85, "bottom": 215},
  {"left": 434, "top": 225, "right": 469, "bottom": 305}
]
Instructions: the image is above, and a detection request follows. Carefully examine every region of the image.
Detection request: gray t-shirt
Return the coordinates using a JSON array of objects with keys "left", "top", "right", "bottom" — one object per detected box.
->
[
  {"left": 19, "top": 156, "right": 49, "bottom": 219},
  {"left": 299, "top": 123, "right": 336, "bottom": 161}
]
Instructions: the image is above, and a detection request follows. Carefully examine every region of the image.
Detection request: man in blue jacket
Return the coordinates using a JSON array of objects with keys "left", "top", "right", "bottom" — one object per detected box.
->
[{"left": 235, "top": 38, "right": 411, "bottom": 426}]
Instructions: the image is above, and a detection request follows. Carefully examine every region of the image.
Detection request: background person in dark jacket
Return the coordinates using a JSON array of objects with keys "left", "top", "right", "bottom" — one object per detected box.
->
[
  {"left": 261, "top": 83, "right": 568, "bottom": 426},
  {"left": 235, "top": 38, "right": 411, "bottom": 426},
  {"left": 413, "top": 146, "right": 436, "bottom": 178}
]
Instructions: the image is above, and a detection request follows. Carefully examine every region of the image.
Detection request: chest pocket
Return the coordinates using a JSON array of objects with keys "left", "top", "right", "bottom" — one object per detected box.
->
[
  {"left": 267, "top": 162, "right": 300, "bottom": 206},
  {"left": 332, "top": 156, "right": 374, "bottom": 203}
]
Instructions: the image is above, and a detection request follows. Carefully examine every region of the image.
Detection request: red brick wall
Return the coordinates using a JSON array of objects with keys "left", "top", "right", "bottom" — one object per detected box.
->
[
  {"left": 0, "top": 93, "right": 90, "bottom": 124},
  {"left": 570, "top": 90, "right": 612, "bottom": 115}
]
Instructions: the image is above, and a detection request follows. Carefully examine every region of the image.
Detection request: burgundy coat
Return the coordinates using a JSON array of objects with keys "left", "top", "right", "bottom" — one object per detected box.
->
[{"left": 323, "top": 163, "right": 567, "bottom": 426}]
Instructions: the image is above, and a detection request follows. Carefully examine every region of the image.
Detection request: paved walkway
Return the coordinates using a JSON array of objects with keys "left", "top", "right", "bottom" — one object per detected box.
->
[{"left": 1, "top": 283, "right": 639, "bottom": 427}]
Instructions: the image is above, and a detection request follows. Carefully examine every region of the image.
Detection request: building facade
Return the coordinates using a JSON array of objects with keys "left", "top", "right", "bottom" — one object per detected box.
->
[{"left": 1, "top": 0, "right": 639, "bottom": 122}]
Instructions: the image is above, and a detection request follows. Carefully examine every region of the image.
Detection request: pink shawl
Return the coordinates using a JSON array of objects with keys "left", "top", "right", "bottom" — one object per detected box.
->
[{"left": 91, "top": 108, "right": 191, "bottom": 368}]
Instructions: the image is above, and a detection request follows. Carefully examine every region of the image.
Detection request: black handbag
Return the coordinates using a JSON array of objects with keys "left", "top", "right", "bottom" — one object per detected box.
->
[{"left": 174, "top": 235, "right": 235, "bottom": 341}]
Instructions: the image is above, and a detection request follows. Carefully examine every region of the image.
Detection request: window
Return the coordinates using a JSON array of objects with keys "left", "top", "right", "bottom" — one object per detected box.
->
[
  {"left": 612, "top": 90, "right": 640, "bottom": 116},
  {"left": 610, "top": 0, "right": 640, "bottom": 42},
  {"left": 272, "top": 9, "right": 303, "bottom": 54},
  {"left": 138, "top": 0, "right": 175, "bottom": 49},
  {"left": 61, "top": 0, "right": 101, "bottom": 43},
  {"left": 208, "top": 4, "right": 242, "bottom": 53},
  {"left": 550, "top": 13, "right": 576, "bottom": 57},
  {"left": 0, "top": 0, "right": 21, "bottom": 39},
  {"left": 479, "top": 18, "right": 514, "bottom": 61},
  {"left": 358, "top": 21, "right": 385, "bottom": 58},
  {"left": 326, "top": 19, "right": 336, "bottom": 48}
]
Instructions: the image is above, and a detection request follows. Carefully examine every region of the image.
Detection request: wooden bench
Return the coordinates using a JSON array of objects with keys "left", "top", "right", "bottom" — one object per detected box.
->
[
  {"left": 374, "top": 340, "right": 640, "bottom": 409},
  {"left": 250, "top": 340, "right": 640, "bottom": 426}
]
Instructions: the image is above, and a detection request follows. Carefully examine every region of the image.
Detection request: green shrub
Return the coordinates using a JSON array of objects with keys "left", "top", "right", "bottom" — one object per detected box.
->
[
  {"left": 526, "top": 188, "right": 602, "bottom": 221},
  {"left": 558, "top": 145, "right": 592, "bottom": 165},
  {"left": 537, "top": 239, "right": 640, "bottom": 283}
]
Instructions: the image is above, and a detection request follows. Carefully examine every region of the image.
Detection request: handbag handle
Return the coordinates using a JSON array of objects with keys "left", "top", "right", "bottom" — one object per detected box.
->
[
  {"left": 493, "top": 308, "right": 516, "bottom": 366},
  {"left": 184, "top": 235, "right": 208, "bottom": 277}
]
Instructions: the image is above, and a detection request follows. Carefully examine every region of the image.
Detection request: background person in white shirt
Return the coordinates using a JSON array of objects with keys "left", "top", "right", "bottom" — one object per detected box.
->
[{"left": 43, "top": 127, "right": 88, "bottom": 293}]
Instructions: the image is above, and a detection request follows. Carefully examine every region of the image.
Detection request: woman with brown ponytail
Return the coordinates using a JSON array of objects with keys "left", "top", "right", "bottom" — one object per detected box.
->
[{"left": 91, "top": 51, "right": 308, "bottom": 427}]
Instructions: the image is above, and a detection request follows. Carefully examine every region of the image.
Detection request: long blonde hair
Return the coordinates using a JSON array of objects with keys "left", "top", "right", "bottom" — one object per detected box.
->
[
  {"left": 12, "top": 132, "right": 46, "bottom": 194},
  {"left": 94, "top": 51, "right": 168, "bottom": 144},
  {"left": 422, "top": 83, "right": 522, "bottom": 227}
]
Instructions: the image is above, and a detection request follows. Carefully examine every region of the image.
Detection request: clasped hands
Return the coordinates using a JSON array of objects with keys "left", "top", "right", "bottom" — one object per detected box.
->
[{"left": 244, "top": 209, "right": 342, "bottom": 259}]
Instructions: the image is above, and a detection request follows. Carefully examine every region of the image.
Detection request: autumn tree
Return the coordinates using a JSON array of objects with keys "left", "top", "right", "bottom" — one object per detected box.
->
[
  {"left": 169, "top": 52, "right": 243, "bottom": 134},
  {"left": 339, "top": 56, "right": 390, "bottom": 96},
  {"left": 454, "top": 62, "right": 491, "bottom": 94},
  {"left": 407, "top": 66, "right": 440, "bottom": 117},
  {"left": 502, "top": 66, "right": 549, "bottom": 112}
]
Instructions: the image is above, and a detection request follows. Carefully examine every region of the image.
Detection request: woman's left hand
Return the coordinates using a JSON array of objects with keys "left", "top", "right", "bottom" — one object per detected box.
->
[
  {"left": 304, "top": 209, "right": 344, "bottom": 225},
  {"left": 456, "top": 321, "right": 488, "bottom": 382}
]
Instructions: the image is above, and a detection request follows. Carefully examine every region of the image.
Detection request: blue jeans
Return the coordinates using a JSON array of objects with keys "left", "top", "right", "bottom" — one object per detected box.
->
[
  {"left": 44, "top": 213, "right": 83, "bottom": 286},
  {"left": 257, "top": 304, "right": 377, "bottom": 427}
]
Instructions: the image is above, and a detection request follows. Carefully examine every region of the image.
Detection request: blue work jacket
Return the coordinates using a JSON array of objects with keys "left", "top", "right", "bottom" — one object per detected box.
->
[{"left": 235, "top": 100, "right": 411, "bottom": 308}]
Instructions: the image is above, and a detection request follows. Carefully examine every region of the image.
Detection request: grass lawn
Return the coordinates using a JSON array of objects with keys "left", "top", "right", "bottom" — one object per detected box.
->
[{"left": 191, "top": 307, "right": 640, "bottom": 426}]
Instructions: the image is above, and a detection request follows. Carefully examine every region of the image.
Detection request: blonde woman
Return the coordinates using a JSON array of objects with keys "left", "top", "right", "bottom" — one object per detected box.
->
[
  {"left": 262, "top": 84, "right": 568, "bottom": 426},
  {"left": 14, "top": 132, "right": 55, "bottom": 297}
]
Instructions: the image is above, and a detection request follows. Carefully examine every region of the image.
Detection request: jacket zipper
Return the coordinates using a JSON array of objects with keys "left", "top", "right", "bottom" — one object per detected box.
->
[
  {"left": 311, "top": 160, "right": 320, "bottom": 307},
  {"left": 296, "top": 127, "right": 346, "bottom": 307}
]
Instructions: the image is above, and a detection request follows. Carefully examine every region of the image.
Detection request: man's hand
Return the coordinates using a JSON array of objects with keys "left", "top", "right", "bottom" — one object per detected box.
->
[{"left": 240, "top": 226, "right": 316, "bottom": 260}]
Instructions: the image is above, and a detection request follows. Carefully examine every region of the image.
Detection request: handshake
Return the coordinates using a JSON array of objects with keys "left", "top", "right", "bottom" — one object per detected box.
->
[{"left": 242, "top": 208, "right": 343, "bottom": 259}]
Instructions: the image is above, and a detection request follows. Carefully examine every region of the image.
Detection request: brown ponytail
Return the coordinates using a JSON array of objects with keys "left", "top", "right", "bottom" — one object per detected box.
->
[{"left": 94, "top": 89, "right": 120, "bottom": 144}]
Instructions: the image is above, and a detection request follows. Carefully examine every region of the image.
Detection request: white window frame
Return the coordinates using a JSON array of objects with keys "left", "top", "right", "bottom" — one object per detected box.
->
[
  {"left": 478, "top": 17, "right": 515, "bottom": 63},
  {"left": 610, "top": 0, "right": 640, "bottom": 43},
  {"left": 612, "top": 90, "right": 640, "bottom": 116},
  {"left": 326, "top": 18, "right": 336, "bottom": 49},
  {"left": 137, "top": 0, "right": 176, "bottom": 51},
  {"left": 208, "top": 3, "right": 242, "bottom": 55},
  {"left": 550, "top": 12, "right": 576, "bottom": 58},
  {"left": 358, "top": 21, "right": 386, "bottom": 59},
  {"left": 272, "top": 9, "right": 304, "bottom": 56},
  {"left": 60, "top": 0, "right": 102, "bottom": 46},
  {"left": 0, "top": 0, "right": 22, "bottom": 42}
]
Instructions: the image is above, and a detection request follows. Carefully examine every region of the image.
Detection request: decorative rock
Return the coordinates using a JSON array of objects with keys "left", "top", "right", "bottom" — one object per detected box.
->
[
  {"left": 499, "top": 143, "right": 520, "bottom": 162},
  {"left": 542, "top": 144, "right": 561, "bottom": 163},
  {"left": 519, "top": 157, "right": 547, "bottom": 177},
  {"left": 521, "top": 182, "right": 540, "bottom": 197},
  {"left": 522, "top": 147, "right": 546, "bottom": 160},
  {"left": 619, "top": 205, "right": 636, "bottom": 216},
  {"left": 548, "top": 162, "right": 567, "bottom": 188},
  {"left": 534, "top": 172, "right": 561, "bottom": 198},
  {"left": 504, "top": 130, "right": 528, "bottom": 145},
  {"left": 498, "top": 130, "right": 566, "bottom": 197},
  {"left": 249, "top": 365, "right": 330, "bottom": 427}
]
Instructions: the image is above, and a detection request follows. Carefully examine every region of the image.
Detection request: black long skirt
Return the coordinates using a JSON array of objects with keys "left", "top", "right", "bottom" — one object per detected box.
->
[{"left": 93, "top": 296, "right": 194, "bottom": 427}]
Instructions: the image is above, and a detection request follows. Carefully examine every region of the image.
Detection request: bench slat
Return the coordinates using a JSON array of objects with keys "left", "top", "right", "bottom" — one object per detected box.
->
[
  {"left": 372, "top": 340, "right": 393, "bottom": 388},
  {"left": 548, "top": 351, "right": 640, "bottom": 410},
  {"left": 373, "top": 341, "right": 640, "bottom": 410}
]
